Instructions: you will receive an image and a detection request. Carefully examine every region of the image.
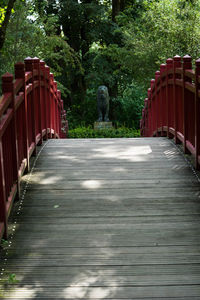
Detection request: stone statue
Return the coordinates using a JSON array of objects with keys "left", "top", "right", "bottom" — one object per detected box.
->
[{"left": 97, "top": 85, "right": 109, "bottom": 122}]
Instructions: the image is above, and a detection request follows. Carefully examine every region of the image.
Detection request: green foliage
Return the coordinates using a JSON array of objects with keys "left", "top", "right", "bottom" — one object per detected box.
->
[
  {"left": 68, "top": 126, "right": 140, "bottom": 138},
  {"left": 0, "top": 238, "right": 8, "bottom": 249},
  {"left": 0, "top": 0, "right": 82, "bottom": 100},
  {"left": 113, "top": 82, "right": 146, "bottom": 128},
  {"left": 117, "top": 0, "right": 200, "bottom": 87},
  {"left": 0, "top": 6, "right": 6, "bottom": 26},
  {"left": 8, "top": 273, "right": 18, "bottom": 284},
  {"left": 2, "top": 0, "right": 200, "bottom": 131}
]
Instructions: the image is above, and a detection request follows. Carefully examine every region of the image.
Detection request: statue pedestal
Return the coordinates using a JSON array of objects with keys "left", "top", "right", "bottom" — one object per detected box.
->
[{"left": 94, "top": 122, "right": 113, "bottom": 130}]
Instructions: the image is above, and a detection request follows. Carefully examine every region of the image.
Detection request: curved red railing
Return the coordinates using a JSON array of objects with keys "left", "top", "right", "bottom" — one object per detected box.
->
[
  {"left": 140, "top": 55, "right": 200, "bottom": 169},
  {"left": 0, "top": 57, "right": 67, "bottom": 240}
]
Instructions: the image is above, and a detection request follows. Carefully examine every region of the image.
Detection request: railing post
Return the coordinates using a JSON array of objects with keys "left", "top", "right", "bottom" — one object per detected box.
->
[
  {"left": 33, "top": 57, "right": 43, "bottom": 145},
  {"left": 50, "top": 73, "right": 55, "bottom": 137},
  {"left": 195, "top": 58, "right": 200, "bottom": 169},
  {"left": 53, "top": 81, "right": 58, "bottom": 137},
  {"left": 143, "top": 98, "right": 147, "bottom": 137},
  {"left": 183, "top": 55, "right": 192, "bottom": 153},
  {"left": 24, "top": 57, "right": 37, "bottom": 156},
  {"left": 155, "top": 71, "right": 160, "bottom": 136},
  {"left": 0, "top": 140, "right": 7, "bottom": 238},
  {"left": 150, "top": 79, "right": 155, "bottom": 136},
  {"left": 166, "top": 58, "right": 173, "bottom": 138},
  {"left": 2, "top": 74, "right": 20, "bottom": 200},
  {"left": 147, "top": 88, "right": 151, "bottom": 136},
  {"left": 45, "top": 66, "right": 51, "bottom": 138},
  {"left": 15, "top": 62, "right": 30, "bottom": 172},
  {"left": 173, "top": 55, "right": 182, "bottom": 144},
  {"left": 160, "top": 64, "right": 166, "bottom": 136},
  {"left": 49, "top": 72, "right": 55, "bottom": 138},
  {"left": 58, "top": 90, "right": 63, "bottom": 137},
  {"left": 40, "top": 61, "right": 48, "bottom": 141}
]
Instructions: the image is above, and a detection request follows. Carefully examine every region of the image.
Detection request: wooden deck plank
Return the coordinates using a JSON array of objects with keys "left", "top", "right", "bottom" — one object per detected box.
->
[{"left": 1, "top": 138, "right": 200, "bottom": 299}]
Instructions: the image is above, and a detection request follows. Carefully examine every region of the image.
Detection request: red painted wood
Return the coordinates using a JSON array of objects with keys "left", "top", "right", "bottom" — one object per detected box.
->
[
  {"left": 160, "top": 64, "right": 166, "bottom": 136},
  {"left": 0, "top": 57, "right": 67, "bottom": 241},
  {"left": 0, "top": 140, "right": 7, "bottom": 238},
  {"left": 15, "top": 62, "right": 29, "bottom": 173},
  {"left": 183, "top": 55, "right": 192, "bottom": 154},
  {"left": 140, "top": 55, "right": 200, "bottom": 168},
  {"left": 195, "top": 59, "right": 200, "bottom": 169},
  {"left": 173, "top": 55, "right": 182, "bottom": 144}
]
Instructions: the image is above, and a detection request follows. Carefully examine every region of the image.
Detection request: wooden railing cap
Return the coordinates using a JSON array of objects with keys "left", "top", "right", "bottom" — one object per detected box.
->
[
  {"left": 183, "top": 54, "right": 192, "bottom": 61},
  {"left": 2, "top": 73, "right": 13, "bottom": 81},
  {"left": 174, "top": 55, "right": 181, "bottom": 61},
  {"left": 40, "top": 60, "right": 45, "bottom": 66},
  {"left": 150, "top": 79, "right": 155, "bottom": 89},
  {"left": 166, "top": 58, "right": 173, "bottom": 64},
  {"left": 15, "top": 62, "right": 24, "bottom": 67},
  {"left": 196, "top": 58, "right": 200, "bottom": 66},
  {"left": 33, "top": 57, "right": 40, "bottom": 62},
  {"left": 160, "top": 64, "right": 166, "bottom": 72},
  {"left": 24, "top": 57, "right": 33, "bottom": 62}
]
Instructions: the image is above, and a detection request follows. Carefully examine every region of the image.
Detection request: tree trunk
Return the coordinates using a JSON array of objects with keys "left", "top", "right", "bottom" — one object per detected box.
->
[
  {"left": 0, "top": 0, "right": 16, "bottom": 51},
  {"left": 112, "top": 0, "right": 121, "bottom": 22},
  {"left": 112, "top": 0, "right": 126, "bottom": 22}
]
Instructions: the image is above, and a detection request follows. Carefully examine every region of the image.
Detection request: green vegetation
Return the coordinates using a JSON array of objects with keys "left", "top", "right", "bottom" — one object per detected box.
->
[
  {"left": 0, "top": 239, "right": 8, "bottom": 249},
  {"left": 1, "top": 0, "right": 200, "bottom": 133},
  {"left": 68, "top": 126, "right": 140, "bottom": 138},
  {"left": 7, "top": 273, "right": 18, "bottom": 284}
]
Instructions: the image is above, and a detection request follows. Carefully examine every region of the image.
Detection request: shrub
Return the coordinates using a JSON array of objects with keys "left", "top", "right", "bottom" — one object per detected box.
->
[{"left": 68, "top": 126, "right": 140, "bottom": 138}]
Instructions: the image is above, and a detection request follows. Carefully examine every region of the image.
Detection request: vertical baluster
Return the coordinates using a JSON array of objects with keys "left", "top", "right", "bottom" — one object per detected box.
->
[
  {"left": 166, "top": 58, "right": 173, "bottom": 138},
  {"left": 33, "top": 57, "right": 42, "bottom": 145},
  {"left": 143, "top": 98, "right": 147, "bottom": 137},
  {"left": 173, "top": 55, "right": 182, "bottom": 144},
  {"left": 2, "top": 74, "right": 20, "bottom": 200},
  {"left": 150, "top": 79, "right": 155, "bottom": 135},
  {"left": 147, "top": 88, "right": 151, "bottom": 136},
  {"left": 24, "top": 57, "right": 37, "bottom": 156},
  {"left": 15, "top": 62, "right": 30, "bottom": 172},
  {"left": 0, "top": 140, "right": 7, "bottom": 238},
  {"left": 58, "top": 90, "right": 62, "bottom": 137},
  {"left": 195, "top": 58, "right": 200, "bottom": 169},
  {"left": 155, "top": 71, "right": 160, "bottom": 136},
  {"left": 183, "top": 55, "right": 192, "bottom": 153},
  {"left": 40, "top": 61, "right": 48, "bottom": 141},
  {"left": 45, "top": 66, "right": 51, "bottom": 138},
  {"left": 54, "top": 81, "right": 58, "bottom": 136},
  {"left": 160, "top": 64, "right": 166, "bottom": 136},
  {"left": 50, "top": 73, "right": 54, "bottom": 138}
]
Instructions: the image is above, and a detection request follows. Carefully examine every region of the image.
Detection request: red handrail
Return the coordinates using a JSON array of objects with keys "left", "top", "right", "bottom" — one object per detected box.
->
[
  {"left": 140, "top": 55, "right": 200, "bottom": 170},
  {"left": 0, "top": 57, "right": 67, "bottom": 240}
]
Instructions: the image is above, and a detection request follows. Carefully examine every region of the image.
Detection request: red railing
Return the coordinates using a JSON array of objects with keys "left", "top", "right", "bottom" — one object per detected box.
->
[
  {"left": 0, "top": 57, "right": 67, "bottom": 240},
  {"left": 140, "top": 55, "right": 200, "bottom": 169}
]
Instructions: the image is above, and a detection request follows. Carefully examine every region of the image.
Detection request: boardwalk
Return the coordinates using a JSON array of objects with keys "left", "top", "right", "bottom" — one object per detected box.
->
[{"left": 1, "top": 137, "right": 200, "bottom": 299}]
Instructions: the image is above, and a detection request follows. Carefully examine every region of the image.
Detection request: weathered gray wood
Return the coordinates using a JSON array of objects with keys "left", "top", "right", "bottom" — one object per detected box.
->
[
  {"left": 1, "top": 138, "right": 200, "bottom": 299},
  {"left": 2, "top": 285, "right": 200, "bottom": 298}
]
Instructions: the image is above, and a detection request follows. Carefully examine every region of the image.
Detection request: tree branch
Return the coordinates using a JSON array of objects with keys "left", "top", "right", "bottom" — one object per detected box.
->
[{"left": 0, "top": 0, "right": 17, "bottom": 50}]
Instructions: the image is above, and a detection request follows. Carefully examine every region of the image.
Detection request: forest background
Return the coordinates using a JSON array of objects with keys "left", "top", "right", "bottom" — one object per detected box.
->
[{"left": 0, "top": 0, "right": 200, "bottom": 132}]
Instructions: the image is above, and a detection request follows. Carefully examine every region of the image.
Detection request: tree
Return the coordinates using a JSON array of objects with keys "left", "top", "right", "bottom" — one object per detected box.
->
[
  {"left": 0, "top": 0, "right": 16, "bottom": 50},
  {"left": 112, "top": 0, "right": 125, "bottom": 21}
]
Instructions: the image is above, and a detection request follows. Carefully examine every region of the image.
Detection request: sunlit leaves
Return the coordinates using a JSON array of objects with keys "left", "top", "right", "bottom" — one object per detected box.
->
[{"left": 0, "top": 6, "right": 6, "bottom": 26}]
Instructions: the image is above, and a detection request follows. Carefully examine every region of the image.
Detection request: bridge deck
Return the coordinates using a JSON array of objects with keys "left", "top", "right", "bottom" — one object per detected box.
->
[{"left": 1, "top": 138, "right": 200, "bottom": 299}]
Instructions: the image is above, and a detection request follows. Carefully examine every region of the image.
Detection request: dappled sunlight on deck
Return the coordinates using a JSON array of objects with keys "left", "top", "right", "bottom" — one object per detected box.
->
[
  {"left": 92, "top": 145, "right": 152, "bottom": 162},
  {"left": 1, "top": 138, "right": 200, "bottom": 299},
  {"left": 81, "top": 180, "right": 102, "bottom": 189}
]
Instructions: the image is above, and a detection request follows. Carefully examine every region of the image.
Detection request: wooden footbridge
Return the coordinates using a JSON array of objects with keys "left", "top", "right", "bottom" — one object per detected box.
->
[{"left": 1, "top": 57, "right": 200, "bottom": 299}]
